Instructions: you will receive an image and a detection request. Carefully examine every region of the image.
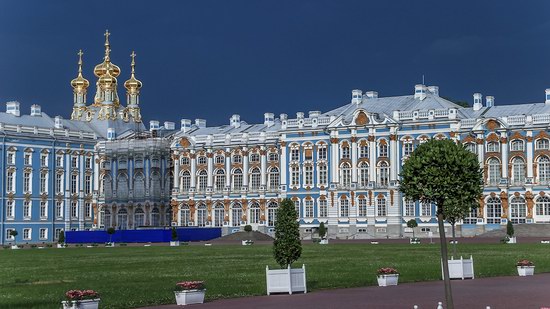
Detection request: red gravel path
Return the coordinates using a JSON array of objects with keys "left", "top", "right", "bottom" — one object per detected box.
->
[{"left": 141, "top": 273, "right": 550, "bottom": 309}]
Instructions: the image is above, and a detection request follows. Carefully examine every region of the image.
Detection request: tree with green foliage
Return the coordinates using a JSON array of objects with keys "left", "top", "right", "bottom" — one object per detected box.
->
[
  {"left": 273, "top": 198, "right": 302, "bottom": 268},
  {"left": 406, "top": 219, "right": 418, "bottom": 238},
  {"left": 107, "top": 227, "right": 116, "bottom": 244},
  {"left": 444, "top": 197, "right": 476, "bottom": 257},
  {"left": 171, "top": 227, "right": 178, "bottom": 241},
  {"left": 58, "top": 230, "right": 65, "bottom": 244},
  {"left": 244, "top": 225, "right": 253, "bottom": 232},
  {"left": 507, "top": 221, "right": 514, "bottom": 238},
  {"left": 318, "top": 222, "right": 327, "bottom": 239},
  {"left": 400, "top": 139, "right": 483, "bottom": 309},
  {"left": 9, "top": 230, "right": 18, "bottom": 245}
]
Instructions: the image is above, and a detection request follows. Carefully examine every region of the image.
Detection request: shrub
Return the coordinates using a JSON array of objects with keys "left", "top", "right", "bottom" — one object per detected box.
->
[
  {"left": 318, "top": 222, "right": 327, "bottom": 239},
  {"left": 171, "top": 227, "right": 178, "bottom": 241},
  {"left": 58, "top": 230, "right": 65, "bottom": 244},
  {"left": 406, "top": 219, "right": 418, "bottom": 238},
  {"left": 273, "top": 198, "right": 302, "bottom": 268},
  {"left": 244, "top": 225, "right": 252, "bottom": 232},
  {"left": 107, "top": 227, "right": 116, "bottom": 243},
  {"left": 507, "top": 221, "right": 514, "bottom": 237}
]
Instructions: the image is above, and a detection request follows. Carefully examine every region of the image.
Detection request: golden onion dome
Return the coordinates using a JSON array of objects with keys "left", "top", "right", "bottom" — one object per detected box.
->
[
  {"left": 71, "top": 50, "right": 90, "bottom": 89},
  {"left": 94, "top": 30, "right": 121, "bottom": 78},
  {"left": 124, "top": 51, "right": 142, "bottom": 91},
  {"left": 99, "top": 71, "right": 117, "bottom": 88}
]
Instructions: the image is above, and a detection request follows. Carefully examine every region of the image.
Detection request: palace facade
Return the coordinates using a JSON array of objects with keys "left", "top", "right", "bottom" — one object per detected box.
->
[{"left": 2, "top": 32, "right": 550, "bottom": 244}]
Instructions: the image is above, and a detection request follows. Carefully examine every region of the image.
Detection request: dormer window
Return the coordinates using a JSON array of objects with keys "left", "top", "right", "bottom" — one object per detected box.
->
[
  {"left": 486, "top": 142, "right": 500, "bottom": 153},
  {"left": 510, "top": 140, "right": 524, "bottom": 152}
]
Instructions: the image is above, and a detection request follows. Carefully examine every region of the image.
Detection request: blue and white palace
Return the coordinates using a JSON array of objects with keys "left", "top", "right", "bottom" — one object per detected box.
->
[{"left": 2, "top": 32, "right": 550, "bottom": 244}]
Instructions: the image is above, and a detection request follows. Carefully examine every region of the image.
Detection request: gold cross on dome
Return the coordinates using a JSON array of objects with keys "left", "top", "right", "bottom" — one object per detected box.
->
[
  {"left": 77, "top": 49, "right": 83, "bottom": 58},
  {"left": 130, "top": 51, "right": 136, "bottom": 61},
  {"left": 104, "top": 30, "right": 110, "bottom": 40}
]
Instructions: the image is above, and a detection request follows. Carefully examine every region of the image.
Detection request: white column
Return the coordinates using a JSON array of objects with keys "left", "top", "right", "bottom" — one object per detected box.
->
[
  {"left": 477, "top": 134, "right": 484, "bottom": 170},
  {"left": 330, "top": 136, "right": 339, "bottom": 184},
  {"left": 369, "top": 135, "right": 376, "bottom": 182},
  {"left": 173, "top": 152, "right": 180, "bottom": 189},
  {"left": 526, "top": 131, "right": 534, "bottom": 179},
  {"left": 93, "top": 152, "right": 100, "bottom": 193},
  {"left": 501, "top": 133, "right": 508, "bottom": 180},
  {"left": 390, "top": 134, "right": 397, "bottom": 181},
  {"left": 280, "top": 143, "right": 287, "bottom": 186},
  {"left": 225, "top": 149, "right": 231, "bottom": 187},
  {"left": 207, "top": 150, "right": 213, "bottom": 188},
  {"left": 243, "top": 147, "right": 249, "bottom": 187},
  {"left": 260, "top": 147, "right": 267, "bottom": 187},
  {"left": 190, "top": 151, "right": 196, "bottom": 188},
  {"left": 351, "top": 133, "right": 358, "bottom": 183},
  {"left": 394, "top": 137, "right": 401, "bottom": 180}
]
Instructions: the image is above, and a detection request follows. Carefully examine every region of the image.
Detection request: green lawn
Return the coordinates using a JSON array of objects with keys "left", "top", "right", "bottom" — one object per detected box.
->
[{"left": 1, "top": 243, "right": 549, "bottom": 308}]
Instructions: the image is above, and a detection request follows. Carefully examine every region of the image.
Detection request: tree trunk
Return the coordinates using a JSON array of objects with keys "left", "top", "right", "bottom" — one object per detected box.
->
[
  {"left": 438, "top": 207, "right": 454, "bottom": 309},
  {"left": 452, "top": 223, "right": 457, "bottom": 258}
]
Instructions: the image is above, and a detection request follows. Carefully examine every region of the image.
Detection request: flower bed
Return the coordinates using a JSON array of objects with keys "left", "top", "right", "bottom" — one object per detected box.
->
[
  {"left": 174, "top": 281, "right": 206, "bottom": 305},
  {"left": 175, "top": 281, "right": 205, "bottom": 291},
  {"left": 377, "top": 267, "right": 398, "bottom": 275},
  {"left": 516, "top": 259, "right": 534, "bottom": 267},
  {"left": 62, "top": 290, "right": 100, "bottom": 309}
]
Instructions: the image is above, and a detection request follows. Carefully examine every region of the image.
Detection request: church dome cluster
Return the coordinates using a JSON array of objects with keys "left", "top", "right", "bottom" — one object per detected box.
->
[{"left": 70, "top": 30, "right": 142, "bottom": 123}]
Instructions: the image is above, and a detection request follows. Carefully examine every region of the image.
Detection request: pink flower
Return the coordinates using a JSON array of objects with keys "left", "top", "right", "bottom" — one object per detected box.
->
[
  {"left": 377, "top": 267, "right": 399, "bottom": 275},
  {"left": 65, "top": 289, "right": 99, "bottom": 301},
  {"left": 175, "top": 281, "right": 205, "bottom": 291}
]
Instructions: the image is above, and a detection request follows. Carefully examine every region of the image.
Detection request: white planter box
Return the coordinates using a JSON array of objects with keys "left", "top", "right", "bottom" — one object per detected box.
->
[
  {"left": 377, "top": 274, "right": 399, "bottom": 286},
  {"left": 242, "top": 240, "right": 254, "bottom": 245},
  {"left": 507, "top": 237, "right": 517, "bottom": 244},
  {"left": 320, "top": 239, "right": 329, "bottom": 245},
  {"left": 517, "top": 266, "right": 535, "bottom": 276},
  {"left": 62, "top": 299, "right": 100, "bottom": 309},
  {"left": 11, "top": 245, "right": 19, "bottom": 250},
  {"left": 174, "top": 289, "right": 206, "bottom": 305},
  {"left": 57, "top": 244, "right": 66, "bottom": 248},
  {"left": 410, "top": 238, "right": 420, "bottom": 244},
  {"left": 170, "top": 241, "right": 180, "bottom": 247},
  {"left": 443, "top": 255, "right": 474, "bottom": 280},
  {"left": 266, "top": 264, "right": 307, "bottom": 295}
]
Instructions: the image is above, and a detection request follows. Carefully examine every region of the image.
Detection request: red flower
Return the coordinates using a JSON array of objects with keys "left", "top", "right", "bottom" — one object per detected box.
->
[
  {"left": 65, "top": 289, "right": 99, "bottom": 301},
  {"left": 377, "top": 267, "right": 399, "bottom": 275},
  {"left": 516, "top": 259, "right": 534, "bottom": 267},
  {"left": 174, "top": 281, "right": 205, "bottom": 291}
]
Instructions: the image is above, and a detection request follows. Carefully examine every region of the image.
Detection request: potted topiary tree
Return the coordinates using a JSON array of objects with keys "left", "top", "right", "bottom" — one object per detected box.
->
[
  {"left": 106, "top": 227, "right": 116, "bottom": 247},
  {"left": 266, "top": 198, "right": 306, "bottom": 295},
  {"left": 170, "top": 227, "right": 180, "bottom": 246},
  {"left": 9, "top": 230, "right": 18, "bottom": 249},
  {"left": 507, "top": 221, "right": 516, "bottom": 244},
  {"left": 318, "top": 222, "right": 328, "bottom": 244},
  {"left": 57, "top": 230, "right": 66, "bottom": 248},
  {"left": 407, "top": 219, "right": 419, "bottom": 244}
]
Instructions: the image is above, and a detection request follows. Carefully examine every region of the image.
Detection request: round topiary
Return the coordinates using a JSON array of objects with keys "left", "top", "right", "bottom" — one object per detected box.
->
[{"left": 244, "top": 225, "right": 252, "bottom": 232}]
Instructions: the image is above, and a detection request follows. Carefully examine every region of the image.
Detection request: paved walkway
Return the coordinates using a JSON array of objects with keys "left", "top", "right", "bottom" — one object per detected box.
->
[{"left": 142, "top": 273, "right": 550, "bottom": 309}]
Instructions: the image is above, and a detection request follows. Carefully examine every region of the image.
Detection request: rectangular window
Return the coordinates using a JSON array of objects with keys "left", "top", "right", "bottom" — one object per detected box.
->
[
  {"left": 40, "top": 202, "right": 47, "bottom": 218},
  {"left": 403, "top": 143, "right": 414, "bottom": 156},
  {"left": 71, "top": 202, "right": 78, "bottom": 218},
  {"left": 404, "top": 200, "right": 415, "bottom": 217},
  {"left": 55, "top": 228, "right": 62, "bottom": 240},
  {"left": 71, "top": 174, "right": 78, "bottom": 194},
  {"left": 7, "top": 152, "right": 15, "bottom": 165},
  {"left": 421, "top": 203, "right": 432, "bottom": 216},
  {"left": 7, "top": 170, "right": 15, "bottom": 192},
  {"left": 304, "top": 165, "right": 313, "bottom": 187},
  {"left": 358, "top": 198, "right": 367, "bottom": 217},
  {"left": 85, "top": 202, "right": 92, "bottom": 218},
  {"left": 291, "top": 149, "right": 300, "bottom": 161},
  {"left": 85, "top": 175, "right": 91, "bottom": 194},
  {"left": 39, "top": 228, "right": 47, "bottom": 240},
  {"left": 359, "top": 145, "right": 368, "bottom": 158},
  {"left": 340, "top": 199, "right": 349, "bottom": 217},
  {"left": 341, "top": 147, "right": 350, "bottom": 159},
  {"left": 40, "top": 173, "right": 47, "bottom": 193},
  {"left": 85, "top": 157, "right": 92, "bottom": 169},
  {"left": 318, "top": 147, "right": 327, "bottom": 160},
  {"left": 305, "top": 200, "right": 314, "bottom": 218},
  {"left": 71, "top": 156, "right": 78, "bottom": 168},
  {"left": 6, "top": 229, "right": 15, "bottom": 240},
  {"left": 377, "top": 198, "right": 387, "bottom": 216},
  {"left": 41, "top": 154, "right": 48, "bottom": 167},
  {"left": 319, "top": 199, "right": 327, "bottom": 217},
  {"left": 290, "top": 166, "right": 300, "bottom": 187},
  {"left": 56, "top": 201, "right": 63, "bottom": 218},
  {"left": 56, "top": 173, "right": 63, "bottom": 194},
  {"left": 379, "top": 144, "right": 388, "bottom": 157},
  {"left": 23, "top": 228, "right": 31, "bottom": 240},
  {"left": 23, "top": 201, "right": 31, "bottom": 219},
  {"left": 293, "top": 200, "right": 300, "bottom": 218},
  {"left": 318, "top": 164, "right": 328, "bottom": 186},
  {"left": 56, "top": 155, "right": 63, "bottom": 167},
  {"left": 23, "top": 172, "right": 31, "bottom": 193},
  {"left": 6, "top": 200, "right": 14, "bottom": 218},
  {"left": 24, "top": 153, "right": 32, "bottom": 165}
]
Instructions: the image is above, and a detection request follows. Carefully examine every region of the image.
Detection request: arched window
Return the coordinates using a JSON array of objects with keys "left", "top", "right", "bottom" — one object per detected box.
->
[
  {"left": 340, "top": 163, "right": 351, "bottom": 187},
  {"left": 151, "top": 172, "right": 161, "bottom": 197},
  {"left": 268, "top": 167, "right": 279, "bottom": 190},
  {"left": 536, "top": 196, "right": 550, "bottom": 216},
  {"left": 180, "top": 171, "right": 191, "bottom": 191},
  {"left": 213, "top": 203, "right": 224, "bottom": 227},
  {"left": 538, "top": 156, "right": 550, "bottom": 184},
  {"left": 378, "top": 161, "right": 389, "bottom": 187},
  {"left": 463, "top": 207, "right": 478, "bottom": 225},
  {"left": 249, "top": 202, "right": 260, "bottom": 224},
  {"left": 379, "top": 142, "right": 388, "bottom": 157},
  {"left": 487, "top": 158, "right": 501, "bottom": 186},
  {"left": 486, "top": 197, "right": 502, "bottom": 224},
  {"left": 214, "top": 169, "right": 225, "bottom": 192},
  {"left": 134, "top": 208, "right": 145, "bottom": 227},
  {"left": 151, "top": 207, "right": 160, "bottom": 226},
  {"left": 510, "top": 197, "right": 526, "bottom": 224},
  {"left": 359, "top": 162, "right": 369, "bottom": 187},
  {"left": 376, "top": 196, "right": 387, "bottom": 216},
  {"left": 511, "top": 157, "right": 525, "bottom": 185},
  {"left": 117, "top": 174, "right": 129, "bottom": 199},
  {"left": 267, "top": 202, "right": 278, "bottom": 226},
  {"left": 197, "top": 204, "right": 207, "bottom": 227},
  {"left": 232, "top": 169, "right": 243, "bottom": 191},
  {"left": 249, "top": 167, "right": 261, "bottom": 191},
  {"left": 231, "top": 203, "right": 242, "bottom": 226},
  {"left": 197, "top": 170, "right": 208, "bottom": 192},
  {"left": 117, "top": 208, "right": 128, "bottom": 230},
  {"left": 180, "top": 204, "right": 191, "bottom": 226},
  {"left": 359, "top": 144, "right": 368, "bottom": 158},
  {"left": 341, "top": 145, "right": 350, "bottom": 159}
]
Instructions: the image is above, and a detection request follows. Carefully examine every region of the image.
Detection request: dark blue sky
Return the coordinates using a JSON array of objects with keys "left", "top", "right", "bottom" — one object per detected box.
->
[{"left": 1, "top": 1, "right": 549, "bottom": 126}]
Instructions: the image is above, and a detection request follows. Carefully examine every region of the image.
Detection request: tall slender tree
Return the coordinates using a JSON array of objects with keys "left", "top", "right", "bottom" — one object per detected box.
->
[
  {"left": 400, "top": 139, "right": 483, "bottom": 309},
  {"left": 273, "top": 198, "right": 302, "bottom": 268}
]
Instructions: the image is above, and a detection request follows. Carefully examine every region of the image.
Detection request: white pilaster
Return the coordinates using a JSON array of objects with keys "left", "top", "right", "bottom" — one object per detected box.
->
[
  {"left": 390, "top": 133, "right": 397, "bottom": 181},
  {"left": 501, "top": 133, "right": 508, "bottom": 179},
  {"left": 260, "top": 147, "right": 267, "bottom": 187},
  {"left": 173, "top": 152, "right": 180, "bottom": 189},
  {"left": 280, "top": 142, "right": 287, "bottom": 186},
  {"left": 243, "top": 147, "right": 249, "bottom": 187},
  {"left": 351, "top": 132, "right": 358, "bottom": 183},
  {"left": 225, "top": 148, "right": 231, "bottom": 187},
  {"left": 527, "top": 131, "right": 534, "bottom": 179},
  {"left": 207, "top": 150, "right": 213, "bottom": 188},
  {"left": 190, "top": 151, "right": 196, "bottom": 188}
]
